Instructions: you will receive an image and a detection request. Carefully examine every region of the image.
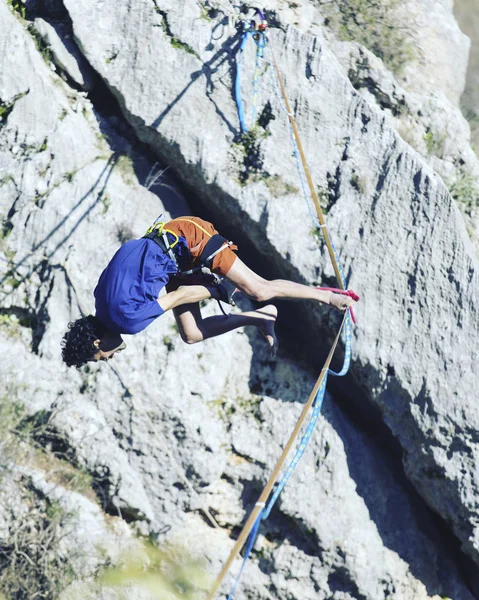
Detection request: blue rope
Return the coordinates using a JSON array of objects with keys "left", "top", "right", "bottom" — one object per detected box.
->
[
  {"left": 226, "top": 512, "right": 262, "bottom": 600},
  {"left": 250, "top": 33, "right": 266, "bottom": 127},
  {"left": 228, "top": 314, "right": 352, "bottom": 599},
  {"left": 235, "top": 24, "right": 267, "bottom": 133},
  {"left": 261, "top": 313, "right": 351, "bottom": 521},
  {"left": 234, "top": 31, "right": 250, "bottom": 133},
  {"left": 227, "top": 27, "right": 354, "bottom": 600}
]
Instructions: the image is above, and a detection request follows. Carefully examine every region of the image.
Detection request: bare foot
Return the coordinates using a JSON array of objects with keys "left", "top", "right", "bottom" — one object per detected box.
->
[
  {"left": 257, "top": 304, "right": 278, "bottom": 357},
  {"left": 330, "top": 293, "right": 357, "bottom": 312}
]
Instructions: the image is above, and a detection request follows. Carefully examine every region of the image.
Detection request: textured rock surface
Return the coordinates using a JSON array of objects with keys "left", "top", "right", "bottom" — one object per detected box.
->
[
  {"left": 1, "top": 0, "right": 479, "bottom": 598},
  {"left": 454, "top": 0, "right": 479, "bottom": 147},
  {"left": 31, "top": 17, "right": 96, "bottom": 91},
  {"left": 401, "top": 0, "right": 470, "bottom": 105}
]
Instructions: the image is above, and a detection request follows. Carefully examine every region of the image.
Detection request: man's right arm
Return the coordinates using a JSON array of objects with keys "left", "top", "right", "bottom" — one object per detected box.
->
[{"left": 158, "top": 285, "right": 215, "bottom": 312}]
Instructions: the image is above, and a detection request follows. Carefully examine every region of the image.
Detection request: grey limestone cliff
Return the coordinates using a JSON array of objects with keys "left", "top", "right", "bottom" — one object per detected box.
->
[{"left": 1, "top": 0, "right": 479, "bottom": 599}]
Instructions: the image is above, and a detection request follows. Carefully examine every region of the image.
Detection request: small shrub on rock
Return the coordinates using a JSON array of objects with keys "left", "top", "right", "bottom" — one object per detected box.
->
[{"left": 320, "top": 0, "right": 415, "bottom": 74}]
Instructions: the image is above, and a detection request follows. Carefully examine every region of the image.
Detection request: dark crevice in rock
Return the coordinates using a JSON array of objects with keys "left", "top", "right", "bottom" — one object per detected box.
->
[
  {"left": 231, "top": 448, "right": 267, "bottom": 470},
  {"left": 424, "top": 503, "right": 479, "bottom": 598},
  {"left": 89, "top": 469, "right": 121, "bottom": 517},
  {"left": 106, "top": 363, "right": 134, "bottom": 400},
  {"left": 236, "top": 129, "right": 266, "bottom": 184},
  {"left": 1, "top": 219, "right": 14, "bottom": 239},
  {"left": 334, "top": 366, "right": 479, "bottom": 597},
  {"left": 305, "top": 37, "right": 321, "bottom": 81},
  {"left": 24, "top": 0, "right": 68, "bottom": 21},
  {"left": 0, "top": 306, "right": 37, "bottom": 331},
  {"left": 371, "top": 142, "right": 396, "bottom": 214},
  {"left": 262, "top": 9, "right": 285, "bottom": 32},
  {"left": 111, "top": 427, "right": 134, "bottom": 451},
  {"left": 19, "top": 409, "right": 75, "bottom": 458},
  {"left": 260, "top": 508, "right": 321, "bottom": 561},
  {"left": 220, "top": 473, "right": 236, "bottom": 486},
  {"left": 91, "top": 471, "right": 148, "bottom": 524},
  {"left": 150, "top": 2, "right": 199, "bottom": 58},
  {"left": 346, "top": 53, "right": 407, "bottom": 117},
  {"left": 328, "top": 566, "right": 368, "bottom": 600},
  {"left": 30, "top": 262, "right": 54, "bottom": 354},
  {"left": 0, "top": 303, "right": 46, "bottom": 354},
  {"left": 2, "top": 191, "right": 21, "bottom": 239},
  {"left": 326, "top": 162, "right": 343, "bottom": 209},
  {"left": 15, "top": 0, "right": 95, "bottom": 97},
  {"left": 21, "top": 5, "right": 114, "bottom": 107},
  {"left": 236, "top": 477, "right": 320, "bottom": 560},
  {"left": 0, "top": 99, "right": 17, "bottom": 128},
  {"left": 0, "top": 91, "right": 30, "bottom": 129},
  {"left": 17, "top": 409, "right": 147, "bottom": 526},
  {"left": 185, "top": 464, "right": 210, "bottom": 489},
  {"left": 350, "top": 73, "right": 407, "bottom": 117}
]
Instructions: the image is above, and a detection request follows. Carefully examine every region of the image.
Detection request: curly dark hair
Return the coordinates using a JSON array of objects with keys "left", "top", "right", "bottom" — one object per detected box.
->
[{"left": 61, "top": 315, "right": 105, "bottom": 368}]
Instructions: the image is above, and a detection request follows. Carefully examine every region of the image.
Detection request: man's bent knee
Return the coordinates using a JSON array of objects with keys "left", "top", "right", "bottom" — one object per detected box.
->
[
  {"left": 180, "top": 330, "right": 203, "bottom": 344},
  {"left": 244, "top": 282, "right": 272, "bottom": 303}
]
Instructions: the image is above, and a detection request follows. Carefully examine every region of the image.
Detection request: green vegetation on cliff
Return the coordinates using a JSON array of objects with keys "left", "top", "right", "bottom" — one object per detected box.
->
[{"left": 319, "top": 0, "right": 415, "bottom": 74}]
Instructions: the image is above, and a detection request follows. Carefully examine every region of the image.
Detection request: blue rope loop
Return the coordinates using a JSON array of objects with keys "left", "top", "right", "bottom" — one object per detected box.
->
[{"left": 235, "top": 22, "right": 268, "bottom": 133}]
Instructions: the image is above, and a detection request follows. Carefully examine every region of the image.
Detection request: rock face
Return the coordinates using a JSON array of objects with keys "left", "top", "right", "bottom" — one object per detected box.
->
[
  {"left": 1, "top": 0, "right": 479, "bottom": 599},
  {"left": 454, "top": 0, "right": 479, "bottom": 147}
]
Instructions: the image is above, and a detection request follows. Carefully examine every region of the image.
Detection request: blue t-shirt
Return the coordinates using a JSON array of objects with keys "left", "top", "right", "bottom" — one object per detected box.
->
[{"left": 94, "top": 238, "right": 180, "bottom": 335}]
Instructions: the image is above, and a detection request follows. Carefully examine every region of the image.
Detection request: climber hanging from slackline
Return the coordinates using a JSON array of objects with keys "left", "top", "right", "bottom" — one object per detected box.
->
[{"left": 61, "top": 216, "right": 358, "bottom": 368}]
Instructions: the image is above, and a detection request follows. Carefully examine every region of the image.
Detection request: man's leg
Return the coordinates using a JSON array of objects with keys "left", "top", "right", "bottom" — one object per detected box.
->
[
  {"left": 224, "top": 257, "right": 334, "bottom": 303},
  {"left": 223, "top": 257, "right": 356, "bottom": 310},
  {"left": 163, "top": 217, "right": 355, "bottom": 310},
  {"left": 172, "top": 302, "right": 278, "bottom": 355}
]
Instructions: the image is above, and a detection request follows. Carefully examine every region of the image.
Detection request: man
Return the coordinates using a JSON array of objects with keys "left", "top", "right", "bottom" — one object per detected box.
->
[{"left": 61, "top": 216, "right": 357, "bottom": 368}]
